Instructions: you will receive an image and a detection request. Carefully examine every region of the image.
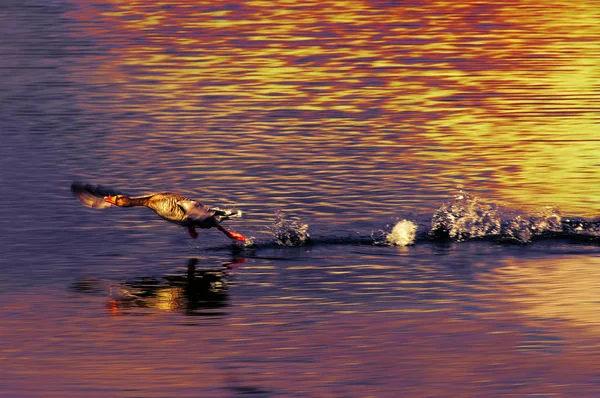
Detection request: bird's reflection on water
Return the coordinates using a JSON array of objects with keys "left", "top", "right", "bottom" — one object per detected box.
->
[{"left": 74, "top": 258, "right": 244, "bottom": 316}]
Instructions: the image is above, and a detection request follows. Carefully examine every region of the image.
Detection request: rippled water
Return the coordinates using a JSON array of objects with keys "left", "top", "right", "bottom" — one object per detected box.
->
[{"left": 1, "top": 0, "right": 600, "bottom": 396}]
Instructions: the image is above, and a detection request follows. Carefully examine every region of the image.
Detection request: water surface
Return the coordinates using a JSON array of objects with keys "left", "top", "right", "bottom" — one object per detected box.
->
[{"left": 1, "top": 0, "right": 599, "bottom": 396}]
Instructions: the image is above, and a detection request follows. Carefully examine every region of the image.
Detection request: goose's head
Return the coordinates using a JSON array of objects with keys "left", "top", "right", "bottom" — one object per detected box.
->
[{"left": 104, "top": 195, "right": 131, "bottom": 207}]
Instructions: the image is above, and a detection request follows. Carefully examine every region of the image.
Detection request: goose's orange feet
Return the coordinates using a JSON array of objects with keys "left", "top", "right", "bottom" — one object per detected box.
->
[
  {"left": 217, "top": 225, "right": 246, "bottom": 241},
  {"left": 229, "top": 230, "right": 247, "bottom": 242}
]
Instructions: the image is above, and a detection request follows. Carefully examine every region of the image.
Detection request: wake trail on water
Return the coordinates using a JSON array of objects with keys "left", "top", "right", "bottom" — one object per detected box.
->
[
  {"left": 211, "top": 191, "right": 600, "bottom": 253},
  {"left": 267, "top": 211, "right": 417, "bottom": 247},
  {"left": 428, "top": 190, "right": 600, "bottom": 244}
]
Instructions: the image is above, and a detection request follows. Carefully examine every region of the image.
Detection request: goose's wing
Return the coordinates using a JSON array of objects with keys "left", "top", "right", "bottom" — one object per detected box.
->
[
  {"left": 71, "top": 182, "right": 123, "bottom": 209},
  {"left": 176, "top": 200, "right": 214, "bottom": 221},
  {"left": 210, "top": 207, "right": 242, "bottom": 219},
  {"left": 178, "top": 200, "right": 243, "bottom": 221}
]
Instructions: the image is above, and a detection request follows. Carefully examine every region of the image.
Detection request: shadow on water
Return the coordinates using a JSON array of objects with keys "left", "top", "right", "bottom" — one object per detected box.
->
[{"left": 73, "top": 257, "right": 245, "bottom": 316}]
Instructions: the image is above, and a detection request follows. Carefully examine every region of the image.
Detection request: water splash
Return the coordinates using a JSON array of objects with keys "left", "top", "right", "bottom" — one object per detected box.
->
[
  {"left": 234, "top": 235, "right": 255, "bottom": 248},
  {"left": 385, "top": 220, "right": 418, "bottom": 246},
  {"left": 426, "top": 191, "right": 595, "bottom": 244},
  {"left": 269, "top": 211, "right": 311, "bottom": 246},
  {"left": 502, "top": 207, "right": 562, "bottom": 243},
  {"left": 430, "top": 191, "right": 502, "bottom": 241},
  {"left": 501, "top": 215, "right": 534, "bottom": 243},
  {"left": 560, "top": 217, "right": 600, "bottom": 241}
]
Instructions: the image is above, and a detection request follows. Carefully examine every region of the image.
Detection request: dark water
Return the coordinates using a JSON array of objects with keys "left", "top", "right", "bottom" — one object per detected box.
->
[{"left": 1, "top": 0, "right": 600, "bottom": 396}]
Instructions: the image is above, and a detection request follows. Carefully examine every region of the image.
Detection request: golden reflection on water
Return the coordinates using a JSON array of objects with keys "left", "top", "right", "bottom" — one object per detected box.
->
[
  {"left": 65, "top": 0, "right": 600, "bottom": 215},
  {"left": 493, "top": 255, "right": 600, "bottom": 335}
]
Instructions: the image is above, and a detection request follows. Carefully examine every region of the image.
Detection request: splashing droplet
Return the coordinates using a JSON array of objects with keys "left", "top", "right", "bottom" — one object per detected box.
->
[
  {"left": 386, "top": 220, "right": 418, "bottom": 246},
  {"left": 269, "top": 211, "right": 311, "bottom": 246},
  {"left": 430, "top": 191, "right": 501, "bottom": 241}
]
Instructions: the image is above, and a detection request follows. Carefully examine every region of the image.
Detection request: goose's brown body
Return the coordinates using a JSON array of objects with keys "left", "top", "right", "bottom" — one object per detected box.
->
[{"left": 71, "top": 183, "right": 245, "bottom": 241}]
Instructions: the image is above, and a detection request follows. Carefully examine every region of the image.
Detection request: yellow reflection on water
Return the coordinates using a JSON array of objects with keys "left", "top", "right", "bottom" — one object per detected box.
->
[
  {"left": 493, "top": 255, "right": 600, "bottom": 334},
  {"left": 66, "top": 0, "right": 600, "bottom": 213}
]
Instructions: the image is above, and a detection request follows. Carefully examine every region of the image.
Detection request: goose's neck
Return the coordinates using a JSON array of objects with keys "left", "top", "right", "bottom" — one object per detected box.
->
[{"left": 122, "top": 196, "right": 149, "bottom": 207}]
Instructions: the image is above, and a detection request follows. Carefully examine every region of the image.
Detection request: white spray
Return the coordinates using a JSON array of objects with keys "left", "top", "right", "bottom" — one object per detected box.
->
[{"left": 386, "top": 219, "right": 418, "bottom": 246}]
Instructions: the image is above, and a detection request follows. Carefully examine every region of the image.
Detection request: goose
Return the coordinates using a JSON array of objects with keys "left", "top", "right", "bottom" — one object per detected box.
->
[{"left": 71, "top": 182, "right": 246, "bottom": 241}]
